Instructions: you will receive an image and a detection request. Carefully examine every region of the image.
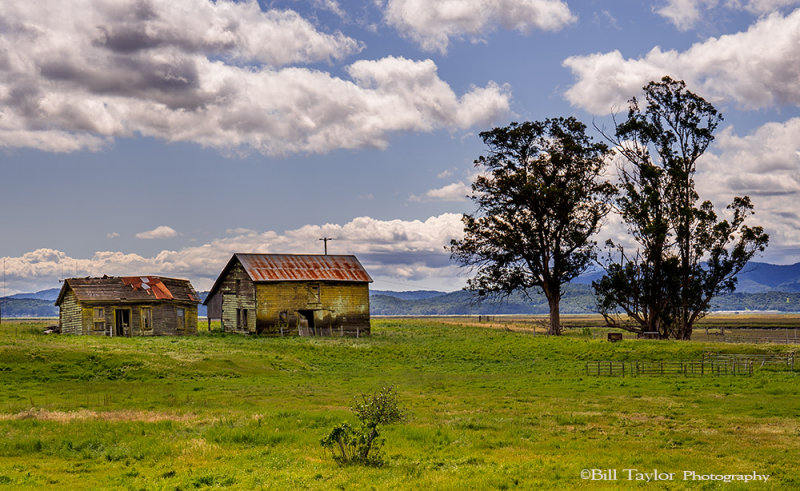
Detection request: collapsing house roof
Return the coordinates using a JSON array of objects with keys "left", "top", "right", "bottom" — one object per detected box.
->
[{"left": 55, "top": 276, "right": 200, "bottom": 305}]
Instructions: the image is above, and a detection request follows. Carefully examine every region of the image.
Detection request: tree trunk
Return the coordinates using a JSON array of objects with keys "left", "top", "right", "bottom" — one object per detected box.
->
[
  {"left": 546, "top": 291, "right": 562, "bottom": 335},
  {"left": 361, "top": 427, "right": 378, "bottom": 459},
  {"left": 676, "top": 323, "right": 693, "bottom": 340}
]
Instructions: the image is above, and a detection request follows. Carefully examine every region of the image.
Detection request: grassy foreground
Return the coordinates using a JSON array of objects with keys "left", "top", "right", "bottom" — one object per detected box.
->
[{"left": 0, "top": 319, "right": 798, "bottom": 489}]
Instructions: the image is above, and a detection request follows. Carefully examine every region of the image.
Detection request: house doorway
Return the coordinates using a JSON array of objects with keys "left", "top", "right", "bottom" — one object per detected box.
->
[
  {"left": 115, "top": 309, "right": 130, "bottom": 337},
  {"left": 298, "top": 310, "right": 316, "bottom": 336}
]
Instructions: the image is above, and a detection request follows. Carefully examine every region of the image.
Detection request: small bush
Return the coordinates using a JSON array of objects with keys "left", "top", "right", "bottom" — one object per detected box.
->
[{"left": 320, "top": 386, "right": 405, "bottom": 466}]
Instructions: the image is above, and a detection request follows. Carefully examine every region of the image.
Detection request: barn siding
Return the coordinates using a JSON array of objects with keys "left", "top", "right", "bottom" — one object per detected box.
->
[
  {"left": 60, "top": 301, "right": 196, "bottom": 336},
  {"left": 206, "top": 291, "right": 222, "bottom": 319},
  {"left": 220, "top": 261, "right": 256, "bottom": 333},
  {"left": 255, "top": 281, "right": 370, "bottom": 336},
  {"left": 59, "top": 290, "right": 82, "bottom": 334},
  {"left": 150, "top": 303, "right": 197, "bottom": 335}
]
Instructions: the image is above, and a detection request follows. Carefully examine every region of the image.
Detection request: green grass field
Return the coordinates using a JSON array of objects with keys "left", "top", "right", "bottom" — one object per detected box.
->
[{"left": 0, "top": 318, "right": 798, "bottom": 489}]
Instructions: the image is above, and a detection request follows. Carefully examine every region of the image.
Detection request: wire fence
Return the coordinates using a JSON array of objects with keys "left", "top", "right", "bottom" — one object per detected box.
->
[
  {"left": 702, "top": 351, "right": 796, "bottom": 370},
  {"left": 585, "top": 359, "right": 755, "bottom": 377}
]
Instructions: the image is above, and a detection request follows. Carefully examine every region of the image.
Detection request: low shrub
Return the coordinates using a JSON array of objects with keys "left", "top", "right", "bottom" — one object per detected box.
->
[{"left": 320, "top": 386, "right": 405, "bottom": 466}]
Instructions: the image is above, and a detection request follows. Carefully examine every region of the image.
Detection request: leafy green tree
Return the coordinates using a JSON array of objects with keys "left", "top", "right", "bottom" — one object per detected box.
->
[
  {"left": 593, "top": 77, "right": 769, "bottom": 339},
  {"left": 321, "top": 386, "right": 405, "bottom": 465},
  {"left": 450, "top": 118, "right": 613, "bottom": 335}
]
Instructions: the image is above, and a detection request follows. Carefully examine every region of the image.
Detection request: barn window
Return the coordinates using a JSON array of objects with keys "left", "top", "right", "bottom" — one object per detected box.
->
[
  {"left": 141, "top": 307, "right": 152, "bottom": 331},
  {"left": 235, "top": 279, "right": 241, "bottom": 295},
  {"left": 93, "top": 308, "right": 105, "bottom": 331},
  {"left": 176, "top": 308, "right": 185, "bottom": 331},
  {"left": 310, "top": 284, "right": 320, "bottom": 302}
]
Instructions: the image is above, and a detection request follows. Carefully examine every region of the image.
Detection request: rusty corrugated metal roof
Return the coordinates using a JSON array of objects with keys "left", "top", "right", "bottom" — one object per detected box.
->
[
  {"left": 235, "top": 254, "right": 372, "bottom": 283},
  {"left": 120, "top": 276, "right": 173, "bottom": 300}
]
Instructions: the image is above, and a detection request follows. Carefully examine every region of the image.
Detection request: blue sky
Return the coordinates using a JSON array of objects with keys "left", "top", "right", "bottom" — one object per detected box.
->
[{"left": 1, "top": 0, "right": 799, "bottom": 294}]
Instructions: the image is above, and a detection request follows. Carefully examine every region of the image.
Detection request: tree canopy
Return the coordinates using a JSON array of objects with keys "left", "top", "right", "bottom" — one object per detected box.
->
[
  {"left": 593, "top": 77, "right": 769, "bottom": 339},
  {"left": 450, "top": 117, "right": 613, "bottom": 334}
]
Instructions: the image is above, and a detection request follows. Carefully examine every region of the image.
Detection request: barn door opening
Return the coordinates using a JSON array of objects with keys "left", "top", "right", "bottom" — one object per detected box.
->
[
  {"left": 298, "top": 309, "right": 316, "bottom": 336},
  {"left": 115, "top": 309, "right": 130, "bottom": 337}
]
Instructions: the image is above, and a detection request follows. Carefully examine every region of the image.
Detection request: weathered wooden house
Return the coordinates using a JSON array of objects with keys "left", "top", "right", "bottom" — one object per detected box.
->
[
  {"left": 204, "top": 253, "right": 372, "bottom": 336},
  {"left": 55, "top": 276, "right": 200, "bottom": 336}
]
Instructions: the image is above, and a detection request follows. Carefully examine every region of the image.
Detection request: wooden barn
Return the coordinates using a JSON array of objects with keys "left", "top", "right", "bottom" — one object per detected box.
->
[
  {"left": 55, "top": 276, "right": 200, "bottom": 336},
  {"left": 204, "top": 253, "right": 372, "bottom": 336}
]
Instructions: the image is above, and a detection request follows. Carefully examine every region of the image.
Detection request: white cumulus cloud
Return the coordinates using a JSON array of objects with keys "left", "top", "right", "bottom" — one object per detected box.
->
[
  {"left": 563, "top": 9, "right": 800, "bottom": 114},
  {"left": 734, "top": 0, "right": 800, "bottom": 13},
  {"left": 697, "top": 117, "right": 800, "bottom": 254},
  {"left": 136, "top": 226, "right": 178, "bottom": 240},
  {"left": 1, "top": 214, "right": 468, "bottom": 293},
  {"left": 655, "top": 0, "right": 718, "bottom": 30},
  {"left": 655, "top": 0, "right": 800, "bottom": 30},
  {"left": 0, "top": 1, "right": 511, "bottom": 155},
  {"left": 410, "top": 182, "right": 472, "bottom": 202},
  {"left": 384, "top": 0, "right": 575, "bottom": 53}
]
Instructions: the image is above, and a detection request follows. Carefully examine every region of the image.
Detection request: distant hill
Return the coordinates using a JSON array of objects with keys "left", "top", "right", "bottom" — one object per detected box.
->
[
  {"left": 0, "top": 298, "right": 58, "bottom": 317},
  {"left": 5, "top": 287, "right": 61, "bottom": 301},
  {"left": 370, "top": 290, "right": 445, "bottom": 300},
  {"left": 371, "top": 286, "right": 800, "bottom": 315},
  {"left": 371, "top": 284, "right": 598, "bottom": 315},
  {"left": 732, "top": 262, "right": 800, "bottom": 293},
  {"left": 567, "top": 261, "right": 800, "bottom": 292},
  {"left": 198, "top": 292, "right": 209, "bottom": 317},
  {"left": 7, "top": 261, "right": 800, "bottom": 318}
]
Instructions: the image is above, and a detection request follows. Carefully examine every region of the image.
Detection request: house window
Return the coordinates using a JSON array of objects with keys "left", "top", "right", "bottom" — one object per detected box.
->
[
  {"left": 93, "top": 308, "right": 105, "bottom": 331},
  {"left": 141, "top": 307, "right": 152, "bottom": 331},
  {"left": 235, "top": 279, "right": 241, "bottom": 295},
  {"left": 176, "top": 308, "right": 185, "bottom": 331},
  {"left": 237, "top": 308, "right": 248, "bottom": 329},
  {"left": 310, "top": 284, "right": 320, "bottom": 302}
]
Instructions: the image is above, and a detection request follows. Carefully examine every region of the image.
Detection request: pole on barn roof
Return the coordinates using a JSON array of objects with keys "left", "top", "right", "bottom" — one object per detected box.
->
[{"left": 319, "top": 237, "right": 335, "bottom": 255}]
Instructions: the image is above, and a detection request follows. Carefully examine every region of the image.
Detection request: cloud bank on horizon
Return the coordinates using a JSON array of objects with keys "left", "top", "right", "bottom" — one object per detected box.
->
[
  {"left": 0, "top": 214, "right": 466, "bottom": 295},
  {"left": 1, "top": 1, "right": 799, "bottom": 295}
]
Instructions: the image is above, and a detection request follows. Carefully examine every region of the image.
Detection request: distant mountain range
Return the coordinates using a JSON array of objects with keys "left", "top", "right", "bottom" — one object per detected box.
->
[
  {"left": 369, "top": 261, "right": 800, "bottom": 314},
  {"left": 4, "top": 262, "right": 800, "bottom": 318},
  {"left": 4, "top": 288, "right": 61, "bottom": 301}
]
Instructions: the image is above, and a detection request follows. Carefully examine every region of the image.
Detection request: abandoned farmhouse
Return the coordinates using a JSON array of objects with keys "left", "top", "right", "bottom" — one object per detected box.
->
[
  {"left": 204, "top": 253, "right": 372, "bottom": 336},
  {"left": 55, "top": 276, "right": 200, "bottom": 336}
]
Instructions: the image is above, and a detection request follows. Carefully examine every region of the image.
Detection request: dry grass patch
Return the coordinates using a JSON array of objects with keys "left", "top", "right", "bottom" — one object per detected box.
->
[{"left": 0, "top": 408, "right": 199, "bottom": 423}]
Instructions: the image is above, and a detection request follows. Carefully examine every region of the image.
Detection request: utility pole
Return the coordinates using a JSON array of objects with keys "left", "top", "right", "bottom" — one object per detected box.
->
[
  {"left": 1, "top": 258, "right": 5, "bottom": 326},
  {"left": 319, "top": 237, "right": 335, "bottom": 255}
]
